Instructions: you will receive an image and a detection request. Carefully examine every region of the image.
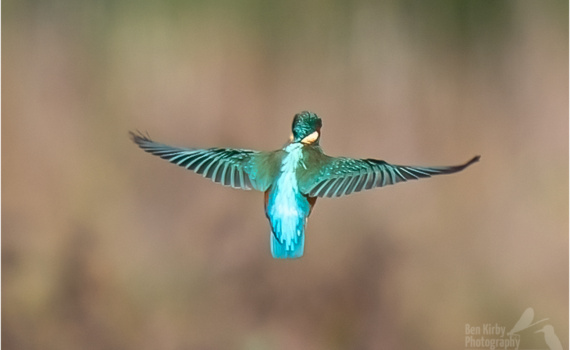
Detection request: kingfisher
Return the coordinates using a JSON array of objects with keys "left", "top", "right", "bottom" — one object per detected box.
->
[{"left": 131, "top": 111, "right": 479, "bottom": 259}]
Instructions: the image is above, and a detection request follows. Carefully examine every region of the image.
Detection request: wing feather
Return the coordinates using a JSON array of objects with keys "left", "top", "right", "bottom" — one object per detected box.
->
[
  {"left": 346, "top": 176, "right": 360, "bottom": 195},
  {"left": 335, "top": 177, "right": 349, "bottom": 197},
  {"left": 202, "top": 153, "right": 225, "bottom": 178},
  {"left": 131, "top": 131, "right": 260, "bottom": 190},
  {"left": 307, "top": 156, "right": 480, "bottom": 198},
  {"left": 323, "top": 178, "right": 343, "bottom": 198}
]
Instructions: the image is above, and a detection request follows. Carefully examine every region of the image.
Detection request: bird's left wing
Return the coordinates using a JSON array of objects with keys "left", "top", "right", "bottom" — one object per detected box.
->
[
  {"left": 131, "top": 131, "right": 262, "bottom": 190},
  {"left": 305, "top": 155, "right": 480, "bottom": 198}
]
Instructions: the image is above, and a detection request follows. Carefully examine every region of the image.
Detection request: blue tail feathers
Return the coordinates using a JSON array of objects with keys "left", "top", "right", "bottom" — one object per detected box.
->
[{"left": 270, "top": 232, "right": 305, "bottom": 259}]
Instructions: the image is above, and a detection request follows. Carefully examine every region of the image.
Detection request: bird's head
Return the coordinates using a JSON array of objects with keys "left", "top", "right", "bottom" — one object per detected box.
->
[{"left": 291, "top": 111, "right": 322, "bottom": 145}]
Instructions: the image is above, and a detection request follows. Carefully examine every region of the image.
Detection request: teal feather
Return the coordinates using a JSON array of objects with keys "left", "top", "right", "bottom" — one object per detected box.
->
[
  {"left": 271, "top": 231, "right": 305, "bottom": 259},
  {"left": 130, "top": 131, "right": 259, "bottom": 190},
  {"left": 304, "top": 155, "right": 480, "bottom": 197},
  {"left": 265, "top": 143, "right": 310, "bottom": 259}
]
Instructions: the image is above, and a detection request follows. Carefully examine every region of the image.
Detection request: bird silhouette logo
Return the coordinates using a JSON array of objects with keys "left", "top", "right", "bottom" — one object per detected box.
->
[
  {"left": 508, "top": 307, "right": 562, "bottom": 350},
  {"left": 535, "top": 325, "right": 563, "bottom": 350},
  {"left": 508, "top": 307, "right": 549, "bottom": 336},
  {"left": 132, "top": 111, "right": 479, "bottom": 258}
]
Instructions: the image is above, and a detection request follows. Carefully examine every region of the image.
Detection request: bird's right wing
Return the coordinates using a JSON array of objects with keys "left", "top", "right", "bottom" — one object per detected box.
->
[{"left": 306, "top": 155, "right": 480, "bottom": 198}]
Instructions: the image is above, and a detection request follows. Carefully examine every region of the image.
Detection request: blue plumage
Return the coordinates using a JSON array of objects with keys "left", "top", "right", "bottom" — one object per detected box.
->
[
  {"left": 270, "top": 232, "right": 305, "bottom": 259},
  {"left": 265, "top": 143, "right": 311, "bottom": 259}
]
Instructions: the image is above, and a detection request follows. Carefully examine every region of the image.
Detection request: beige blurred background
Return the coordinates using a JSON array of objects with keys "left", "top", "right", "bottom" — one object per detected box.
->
[{"left": 3, "top": 1, "right": 568, "bottom": 349}]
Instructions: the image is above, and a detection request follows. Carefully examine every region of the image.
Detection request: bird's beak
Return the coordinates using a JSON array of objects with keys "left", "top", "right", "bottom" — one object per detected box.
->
[{"left": 300, "top": 131, "right": 319, "bottom": 145}]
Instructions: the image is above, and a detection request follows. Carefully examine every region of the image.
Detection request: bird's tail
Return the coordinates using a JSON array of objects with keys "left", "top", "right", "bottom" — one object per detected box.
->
[{"left": 270, "top": 232, "right": 305, "bottom": 259}]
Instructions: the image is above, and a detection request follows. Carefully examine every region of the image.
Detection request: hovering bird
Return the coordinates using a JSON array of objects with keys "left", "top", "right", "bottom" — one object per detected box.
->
[{"left": 131, "top": 111, "right": 479, "bottom": 259}]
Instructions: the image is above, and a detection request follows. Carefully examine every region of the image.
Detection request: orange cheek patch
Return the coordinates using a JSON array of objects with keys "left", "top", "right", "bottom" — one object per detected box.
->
[{"left": 301, "top": 131, "right": 319, "bottom": 144}]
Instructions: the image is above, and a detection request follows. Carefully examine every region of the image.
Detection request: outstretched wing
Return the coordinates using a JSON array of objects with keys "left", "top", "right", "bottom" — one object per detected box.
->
[
  {"left": 306, "top": 155, "right": 480, "bottom": 198},
  {"left": 131, "top": 131, "right": 259, "bottom": 190}
]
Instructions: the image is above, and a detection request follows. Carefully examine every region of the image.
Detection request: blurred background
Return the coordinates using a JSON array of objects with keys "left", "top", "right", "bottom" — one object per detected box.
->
[{"left": 3, "top": 1, "right": 568, "bottom": 349}]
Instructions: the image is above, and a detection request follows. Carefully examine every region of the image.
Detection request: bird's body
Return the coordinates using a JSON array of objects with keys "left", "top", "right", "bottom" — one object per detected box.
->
[
  {"left": 265, "top": 142, "right": 311, "bottom": 258},
  {"left": 132, "top": 111, "right": 479, "bottom": 259}
]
